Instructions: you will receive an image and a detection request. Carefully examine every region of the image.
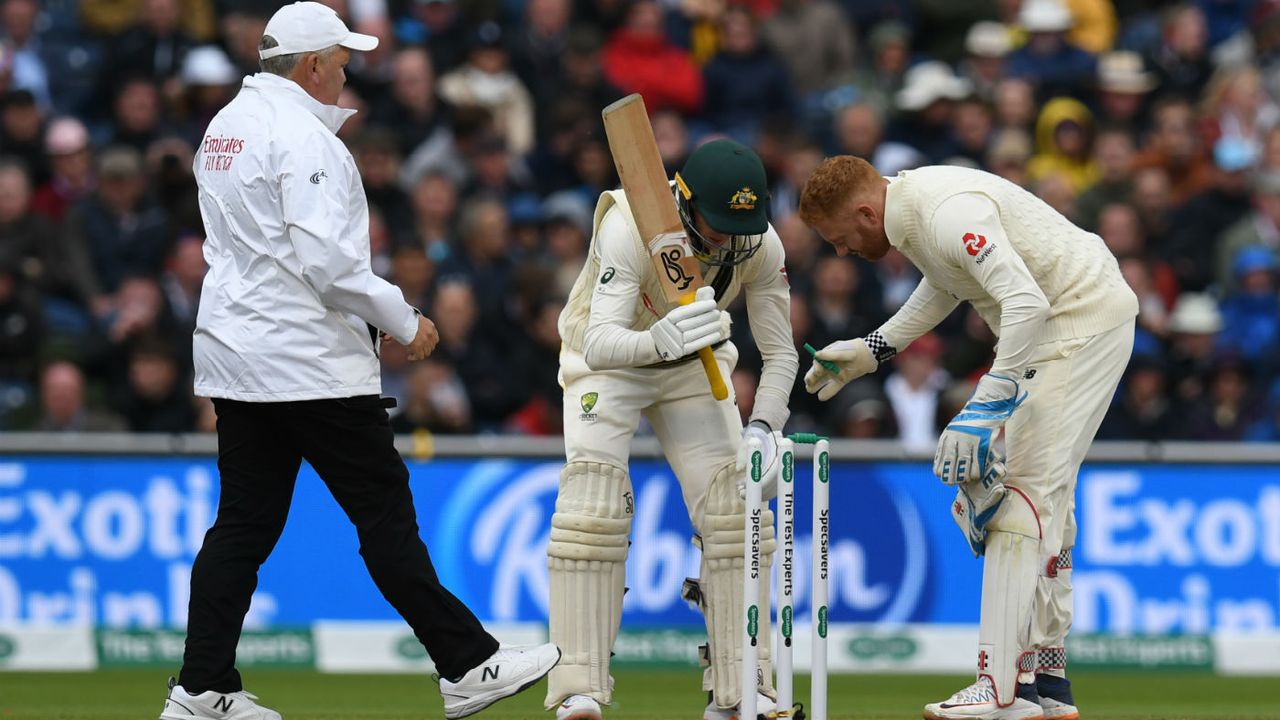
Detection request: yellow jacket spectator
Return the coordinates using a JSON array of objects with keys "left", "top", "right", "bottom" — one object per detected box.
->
[{"left": 1029, "top": 97, "right": 1100, "bottom": 192}]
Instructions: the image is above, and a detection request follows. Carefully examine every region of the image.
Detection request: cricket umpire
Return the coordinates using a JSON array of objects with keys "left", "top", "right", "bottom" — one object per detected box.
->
[{"left": 159, "top": 4, "right": 558, "bottom": 719}]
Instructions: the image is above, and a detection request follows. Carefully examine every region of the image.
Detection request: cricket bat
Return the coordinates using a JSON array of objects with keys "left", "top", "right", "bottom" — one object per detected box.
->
[{"left": 601, "top": 93, "right": 729, "bottom": 401}]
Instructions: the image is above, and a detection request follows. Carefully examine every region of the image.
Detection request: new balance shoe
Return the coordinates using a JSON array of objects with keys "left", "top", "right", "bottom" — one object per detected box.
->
[
  {"left": 923, "top": 677, "right": 1044, "bottom": 720},
  {"left": 702, "top": 691, "right": 778, "bottom": 720},
  {"left": 439, "top": 643, "right": 561, "bottom": 719},
  {"left": 556, "top": 694, "right": 603, "bottom": 720},
  {"left": 158, "top": 677, "right": 282, "bottom": 720},
  {"left": 1035, "top": 675, "right": 1078, "bottom": 720}
]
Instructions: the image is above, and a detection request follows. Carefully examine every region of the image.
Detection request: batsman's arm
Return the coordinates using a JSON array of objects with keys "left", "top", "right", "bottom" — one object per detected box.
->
[
  {"left": 744, "top": 230, "right": 797, "bottom": 432},
  {"left": 580, "top": 209, "right": 665, "bottom": 370},
  {"left": 933, "top": 193, "right": 1049, "bottom": 378}
]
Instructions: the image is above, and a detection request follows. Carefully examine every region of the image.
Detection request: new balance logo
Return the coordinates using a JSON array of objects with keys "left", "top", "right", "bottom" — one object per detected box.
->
[
  {"left": 213, "top": 696, "right": 235, "bottom": 712},
  {"left": 482, "top": 665, "right": 500, "bottom": 682},
  {"left": 1023, "top": 368, "right": 1037, "bottom": 380}
]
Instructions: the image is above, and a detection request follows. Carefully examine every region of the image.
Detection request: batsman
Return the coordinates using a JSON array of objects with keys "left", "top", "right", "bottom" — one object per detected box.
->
[
  {"left": 799, "top": 157, "right": 1137, "bottom": 720},
  {"left": 547, "top": 134, "right": 797, "bottom": 720}
]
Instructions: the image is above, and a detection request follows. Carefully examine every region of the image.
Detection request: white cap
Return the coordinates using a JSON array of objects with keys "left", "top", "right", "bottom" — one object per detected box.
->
[
  {"left": 182, "top": 45, "right": 239, "bottom": 85},
  {"left": 895, "top": 61, "right": 972, "bottom": 111},
  {"left": 1019, "top": 0, "right": 1073, "bottom": 32},
  {"left": 260, "top": 2, "right": 378, "bottom": 60},
  {"left": 966, "top": 21, "right": 1012, "bottom": 58}
]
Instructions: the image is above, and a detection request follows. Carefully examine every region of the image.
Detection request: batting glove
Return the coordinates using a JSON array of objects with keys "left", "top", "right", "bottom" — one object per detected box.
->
[
  {"left": 735, "top": 421, "right": 780, "bottom": 501},
  {"left": 803, "top": 338, "right": 880, "bottom": 401},
  {"left": 933, "top": 373, "right": 1026, "bottom": 485},
  {"left": 650, "top": 286, "right": 722, "bottom": 361}
]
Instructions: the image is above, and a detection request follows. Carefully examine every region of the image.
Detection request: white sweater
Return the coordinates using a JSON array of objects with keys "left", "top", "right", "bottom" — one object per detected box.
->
[{"left": 878, "top": 166, "right": 1138, "bottom": 377}]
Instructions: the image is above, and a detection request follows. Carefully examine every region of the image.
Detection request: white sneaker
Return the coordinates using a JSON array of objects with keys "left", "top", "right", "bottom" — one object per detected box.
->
[
  {"left": 1038, "top": 696, "right": 1078, "bottom": 720},
  {"left": 439, "top": 643, "right": 561, "bottom": 719},
  {"left": 702, "top": 692, "right": 778, "bottom": 720},
  {"left": 923, "top": 677, "right": 1044, "bottom": 720},
  {"left": 556, "top": 694, "right": 603, "bottom": 720},
  {"left": 159, "top": 677, "right": 282, "bottom": 720}
]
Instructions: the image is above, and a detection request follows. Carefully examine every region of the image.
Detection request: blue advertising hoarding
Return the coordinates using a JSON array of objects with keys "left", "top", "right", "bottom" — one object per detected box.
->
[{"left": 0, "top": 457, "right": 1277, "bottom": 634}]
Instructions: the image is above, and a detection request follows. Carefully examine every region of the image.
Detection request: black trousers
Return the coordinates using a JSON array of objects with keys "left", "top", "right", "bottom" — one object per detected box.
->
[{"left": 179, "top": 396, "right": 498, "bottom": 693}]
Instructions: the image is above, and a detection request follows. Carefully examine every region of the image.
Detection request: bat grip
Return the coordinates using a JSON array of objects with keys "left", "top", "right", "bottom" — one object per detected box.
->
[{"left": 680, "top": 293, "right": 729, "bottom": 401}]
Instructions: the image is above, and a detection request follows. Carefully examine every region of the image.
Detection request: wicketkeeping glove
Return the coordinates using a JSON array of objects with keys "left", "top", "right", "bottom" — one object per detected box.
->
[
  {"left": 735, "top": 421, "right": 780, "bottom": 500},
  {"left": 950, "top": 452, "right": 1008, "bottom": 557},
  {"left": 933, "top": 373, "right": 1026, "bottom": 485}
]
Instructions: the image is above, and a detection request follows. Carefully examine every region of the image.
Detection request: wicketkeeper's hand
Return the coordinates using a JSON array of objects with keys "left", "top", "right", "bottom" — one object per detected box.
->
[
  {"left": 735, "top": 421, "right": 780, "bottom": 501},
  {"left": 950, "top": 452, "right": 1009, "bottom": 557},
  {"left": 933, "top": 373, "right": 1025, "bottom": 485},
  {"left": 803, "top": 338, "right": 879, "bottom": 401}
]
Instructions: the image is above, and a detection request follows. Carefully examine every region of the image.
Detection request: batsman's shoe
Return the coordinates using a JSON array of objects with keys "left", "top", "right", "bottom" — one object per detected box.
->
[
  {"left": 702, "top": 691, "right": 778, "bottom": 720},
  {"left": 158, "top": 677, "right": 282, "bottom": 720},
  {"left": 556, "top": 694, "right": 603, "bottom": 720},
  {"left": 1035, "top": 675, "right": 1078, "bottom": 720},
  {"left": 439, "top": 643, "right": 561, "bottom": 719},
  {"left": 923, "top": 677, "right": 1044, "bottom": 720}
]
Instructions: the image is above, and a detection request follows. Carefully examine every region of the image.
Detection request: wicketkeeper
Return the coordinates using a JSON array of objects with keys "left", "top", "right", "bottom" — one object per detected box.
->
[
  {"left": 547, "top": 139, "right": 797, "bottom": 720},
  {"left": 799, "top": 156, "right": 1137, "bottom": 720}
]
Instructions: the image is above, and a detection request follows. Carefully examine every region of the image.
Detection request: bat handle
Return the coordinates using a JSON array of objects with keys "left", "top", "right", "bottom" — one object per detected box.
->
[{"left": 680, "top": 293, "right": 729, "bottom": 401}]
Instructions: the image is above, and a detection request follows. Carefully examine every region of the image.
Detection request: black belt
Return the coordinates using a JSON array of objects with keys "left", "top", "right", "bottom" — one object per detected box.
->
[{"left": 640, "top": 339, "right": 728, "bottom": 369}]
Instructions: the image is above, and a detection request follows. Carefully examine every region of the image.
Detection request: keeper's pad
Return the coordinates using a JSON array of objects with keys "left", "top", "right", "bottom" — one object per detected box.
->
[
  {"left": 545, "top": 462, "right": 633, "bottom": 708},
  {"left": 1033, "top": 547, "right": 1073, "bottom": 679},
  {"left": 977, "top": 488, "right": 1041, "bottom": 707},
  {"left": 696, "top": 463, "right": 776, "bottom": 708}
]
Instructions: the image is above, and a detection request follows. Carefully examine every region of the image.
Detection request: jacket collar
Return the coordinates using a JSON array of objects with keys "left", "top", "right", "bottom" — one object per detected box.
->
[{"left": 242, "top": 73, "right": 357, "bottom": 134}]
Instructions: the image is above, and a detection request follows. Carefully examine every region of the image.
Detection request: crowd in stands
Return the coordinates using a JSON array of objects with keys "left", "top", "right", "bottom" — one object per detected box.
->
[{"left": 2, "top": 0, "right": 1278, "bottom": 444}]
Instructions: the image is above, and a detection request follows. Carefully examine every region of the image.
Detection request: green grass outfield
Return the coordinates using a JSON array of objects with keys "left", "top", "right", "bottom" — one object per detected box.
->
[{"left": 1, "top": 669, "right": 1277, "bottom": 719}]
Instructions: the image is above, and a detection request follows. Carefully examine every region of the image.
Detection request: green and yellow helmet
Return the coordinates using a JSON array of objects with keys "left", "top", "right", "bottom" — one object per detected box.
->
[{"left": 674, "top": 138, "right": 769, "bottom": 267}]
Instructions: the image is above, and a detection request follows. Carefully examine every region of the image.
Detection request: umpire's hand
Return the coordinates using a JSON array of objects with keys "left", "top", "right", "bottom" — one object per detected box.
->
[{"left": 404, "top": 314, "right": 440, "bottom": 360}]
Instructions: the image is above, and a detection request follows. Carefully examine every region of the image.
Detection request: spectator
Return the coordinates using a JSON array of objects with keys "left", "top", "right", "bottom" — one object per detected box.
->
[
  {"left": 31, "top": 116, "right": 95, "bottom": 222},
  {"left": 992, "top": 76, "right": 1038, "bottom": 134},
  {"left": 0, "top": 255, "right": 41, "bottom": 387},
  {"left": 174, "top": 45, "right": 240, "bottom": 147},
  {"left": 439, "top": 197, "right": 514, "bottom": 329},
  {"left": 508, "top": 296, "right": 565, "bottom": 435},
  {"left": 64, "top": 146, "right": 169, "bottom": 299},
  {"left": 1028, "top": 97, "right": 1098, "bottom": 191},
  {"left": 1094, "top": 50, "right": 1157, "bottom": 135},
  {"left": 160, "top": 233, "right": 205, "bottom": 330},
  {"left": 950, "top": 97, "right": 996, "bottom": 167},
  {"left": 0, "top": 0, "right": 50, "bottom": 109},
  {"left": 1148, "top": 3, "right": 1213, "bottom": 101},
  {"left": 1165, "top": 291, "right": 1224, "bottom": 407},
  {"left": 437, "top": 22, "right": 536, "bottom": 157},
  {"left": 961, "top": 22, "right": 1013, "bottom": 102},
  {"left": 429, "top": 280, "right": 518, "bottom": 428},
  {"left": 1166, "top": 136, "right": 1257, "bottom": 291},
  {"left": 1097, "top": 354, "right": 1178, "bottom": 440},
  {"left": 542, "top": 191, "right": 591, "bottom": 298},
  {"left": 888, "top": 61, "right": 972, "bottom": 164},
  {"left": 31, "top": 360, "right": 126, "bottom": 432},
  {"left": 1132, "top": 96, "right": 1213, "bottom": 205},
  {"left": 354, "top": 128, "right": 415, "bottom": 241},
  {"left": 762, "top": 0, "right": 856, "bottom": 104},
  {"left": 409, "top": 170, "right": 459, "bottom": 259},
  {"left": 1216, "top": 246, "right": 1280, "bottom": 365},
  {"left": 883, "top": 331, "right": 950, "bottom": 453},
  {"left": 602, "top": 0, "right": 704, "bottom": 115},
  {"left": 806, "top": 254, "right": 873, "bottom": 351},
  {"left": 116, "top": 337, "right": 195, "bottom": 432},
  {"left": 985, "top": 128, "right": 1034, "bottom": 186},
  {"left": 391, "top": 359, "right": 473, "bottom": 434},
  {"left": 396, "top": 0, "right": 469, "bottom": 75},
  {"left": 849, "top": 20, "right": 911, "bottom": 118},
  {"left": 1117, "top": 256, "right": 1170, "bottom": 356},
  {"left": 376, "top": 47, "right": 454, "bottom": 159},
  {"left": 508, "top": 0, "right": 572, "bottom": 137},
  {"left": 1074, "top": 127, "right": 1136, "bottom": 230},
  {"left": 110, "top": 78, "right": 166, "bottom": 151},
  {"left": 1006, "top": 0, "right": 1098, "bottom": 102},
  {"left": 106, "top": 0, "right": 192, "bottom": 84},
  {"left": 1216, "top": 169, "right": 1280, "bottom": 291},
  {"left": 1183, "top": 357, "right": 1260, "bottom": 440},
  {"left": 701, "top": 6, "right": 794, "bottom": 143},
  {"left": 0, "top": 91, "right": 45, "bottom": 184}
]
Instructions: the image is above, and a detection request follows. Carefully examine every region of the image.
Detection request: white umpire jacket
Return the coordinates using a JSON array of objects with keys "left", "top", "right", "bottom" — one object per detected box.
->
[{"left": 192, "top": 73, "right": 418, "bottom": 401}]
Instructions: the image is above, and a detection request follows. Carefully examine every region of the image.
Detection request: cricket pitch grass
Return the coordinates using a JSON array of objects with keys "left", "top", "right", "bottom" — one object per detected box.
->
[{"left": 1, "top": 669, "right": 1277, "bottom": 719}]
